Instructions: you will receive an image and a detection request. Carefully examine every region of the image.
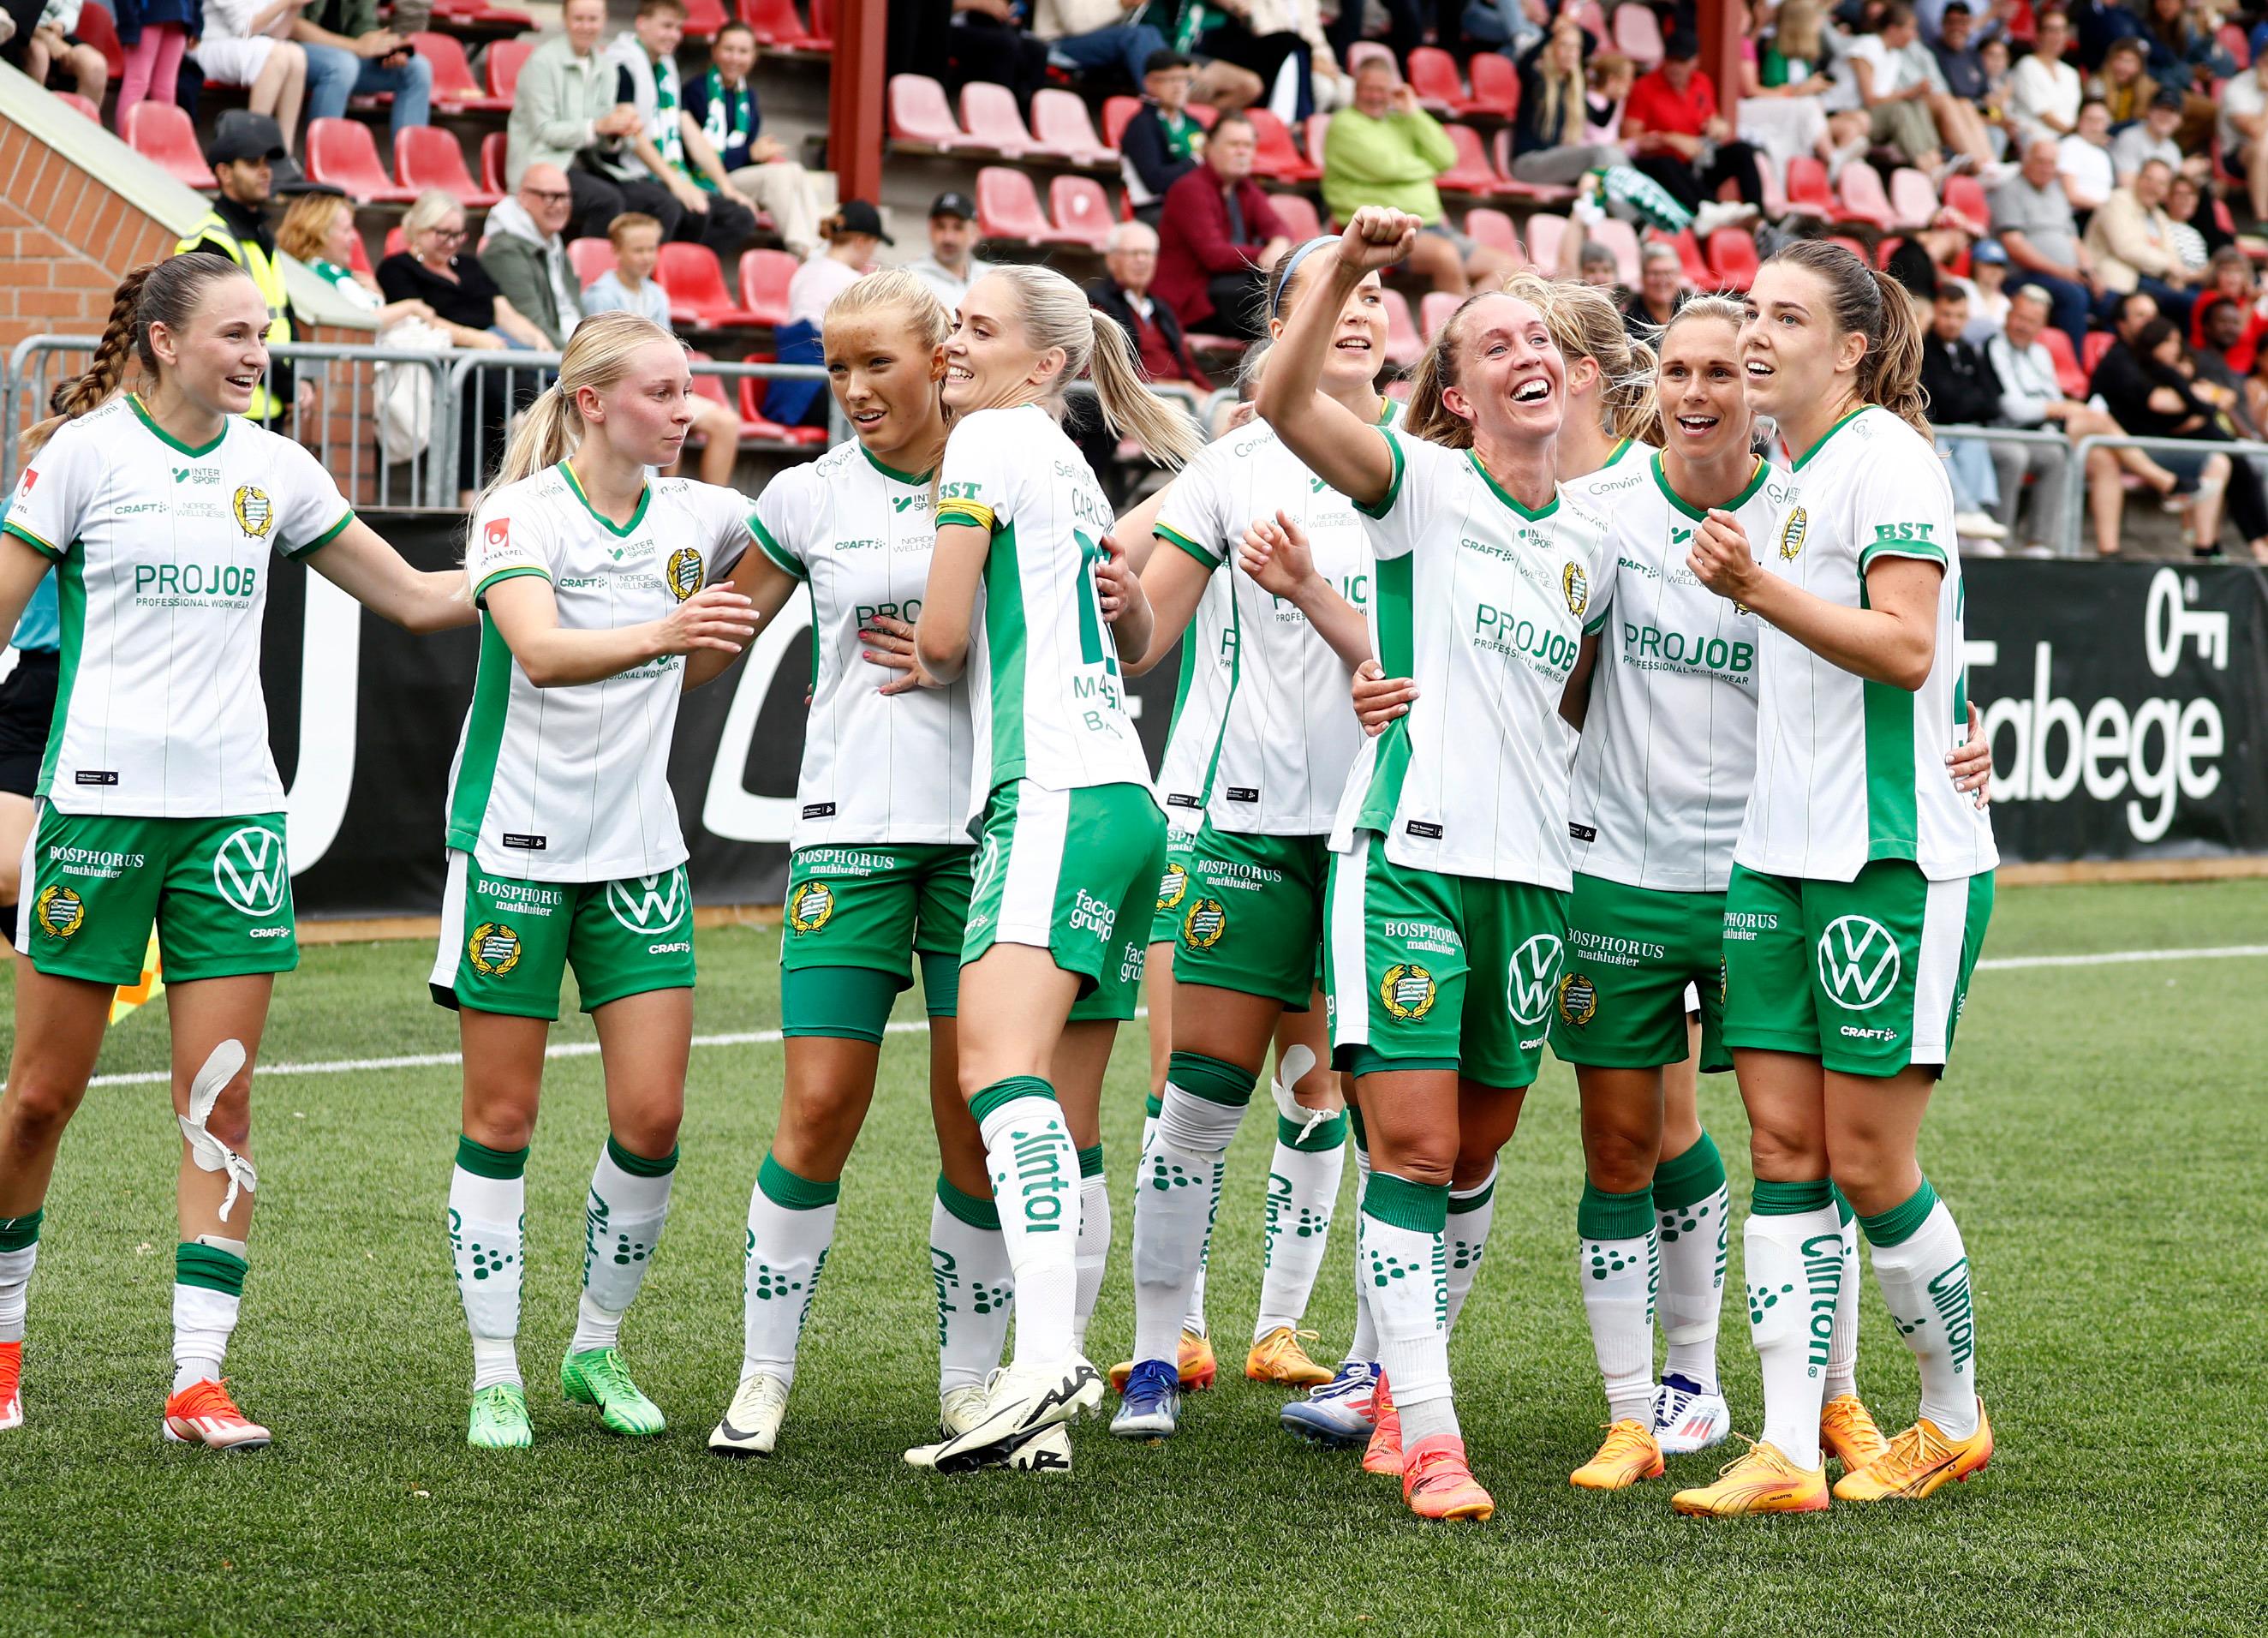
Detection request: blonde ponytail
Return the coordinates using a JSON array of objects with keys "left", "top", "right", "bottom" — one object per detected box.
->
[{"left": 983, "top": 263, "right": 1203, "bottom": 470}]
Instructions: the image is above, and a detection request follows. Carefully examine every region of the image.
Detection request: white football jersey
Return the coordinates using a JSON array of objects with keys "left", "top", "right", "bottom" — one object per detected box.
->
[
  {"left": 935, "top": 405, "right": 1155, "bottom": 822},
  {"left": 1736, "top": 406, "right": 1998, "bottom": 882},
  {"left": 1333, "top": 431, "right": 1609, "bottom": 888},
  {"left": 447, "top": 463, "right": 751, "bottom": 882},
  {"left": 749, "top": 441, "right": 975, "bottom": 851},
  {"left": 1150, "top": 569, "right": 1234, "bottom": 843},
  {"left": 1, "top": 396, "right": 351, "bottom": 817},
  {"left": 1155, "top": 409, "right": 1393, "bottom": 835},
  {"left": 1565, "top": 447, "right": 1777, "bottom": 894}
]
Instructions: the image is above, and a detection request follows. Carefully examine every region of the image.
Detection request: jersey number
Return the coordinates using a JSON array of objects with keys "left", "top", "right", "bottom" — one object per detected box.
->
[{"left": 1073, "top": 529, "right": 1119, "bottom": 677}]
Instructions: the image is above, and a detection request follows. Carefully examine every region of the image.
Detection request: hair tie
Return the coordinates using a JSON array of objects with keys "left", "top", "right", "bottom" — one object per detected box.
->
[{"left": 1271, "top": 236, "right": 1342, "bottom": 318}]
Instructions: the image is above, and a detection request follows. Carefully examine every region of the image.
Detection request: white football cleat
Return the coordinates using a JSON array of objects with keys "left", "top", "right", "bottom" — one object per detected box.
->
[
  {"left": 904, "top": 1356, "right": 1101, "bottom": 1474},
  {"left": 1006, "top": 1424, "right": 1071, "bottom": 1473},
  {"left": 939, "top": 1384, "right": 989, "bottom": 1439},
  {"left": 1653, "top": 1372, "right": 1732, "bottom": 1456},
  {"left": 708, "top": 1372, "right": 790, "bottom": 1457}
]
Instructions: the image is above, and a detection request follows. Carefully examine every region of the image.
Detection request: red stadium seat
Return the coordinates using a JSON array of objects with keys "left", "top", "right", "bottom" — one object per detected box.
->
[
  {"left": 976, "top": 165, "right": 1056, "bottom": 243},
  {"left": 1705, "top": 224, "right": 1758, "bottom": 290},
  {"left": 1824, "top": 234, "right": 1868, "bottom": 261},
  {"left": 804, "top": 0, "right": 836, "bottom": 50},
  {"left": 1379, "top": 288, "right": 1422, "bottom": 365},
  {"left": 1246, "top": 108, "right": 1318, "bottom": 183},
  {"left": 1436, "top": 123, "right": 1501, "bottom": 194},
  {"left": 1405, "top": 46, "right": 1465, "bottom": 114},
  {"left": 889, "top": 75, "right": 964, "bottom": 152},
  {"left": 346, "top": 230, "right": 373, "bottom": 277},
  {"left": 1268, "top": 190, "right": 1322, "bottom": 242},
  {"left": 1187, "top": 100, "right": 1217, "bottom": 129},
  {"left": 1464, "top": 206, "right": 1518, "bottom": 254},
  {"left": 1464, "top": 51, "right": 1520, "bottom": 120},
  {"left": 738, "top": 248, "right": 797, "bottom": 326},
  {"left": 1889, "top": 166, "right": 1939, "bottom": 230},
  {"left": 480, "top": 131, "right": 509, "bottom": 195},
  {"left": 737, "top": 376, "right": 829, "bottom": 443},
  {"left": 74, "top": 1, "right": 124, "bottom": 78},
  {"left": 2220, "top": 21, "right": 2251, "bottom": 70},
  {"left": 1101, "top": 94, "right": 1141, "bottom": 152},
  {"left": 658, "top": 241, "right": 764, "bottom": 326},
  {"left": 397, "top": 126, "right": 500, "bottom": 207},
  {"left": 125, "top": 102, "right": 217, "bottom": 190},
  {"left": 384, "top": 225, "right": 407, "bottom": 257},
  {"left": 2080, "top": 328, "right": 2116, "bottom": 380},
  {"left": 679, "top": 0, "right": 728, "bottom": 38},
  {"left": 1591, "top": 217, "right": 1642, "bottom": 285},
  {"left": 1048, "top": 176, "right": 1115, "bottom": 251},
  {"left": 53, "top": 90, "right": 99, "bottom": 121},
  {"left": 1524, "top": 211, "right": 1567, "bottom": 270},
  {"left": 1419, "top": 290, "right": 1461, "bottom": 338},
  {"left": 307, "top": 117, "right": 416, "bottom": 203},
  {"left": 1834, "top": 162, "right": 1898, "bottom": 230},
  {"left": 411, "top": 33, "right": 509, "bottom": 111},
  {"left": 568, "top": 236, "right": 616, "bottom": 289},
  {"left": 1941, "top": 172, "right": 1988, "bottom": 230},
  {"left": 1785, "top": 156, "right": 1835, "bottom": 216},
  {"left": 742, "top": 0, "right": 825, "bottom": 49},
  {"left": 960, "top": 81, "right": 1037, "bottom": 158},
  {"left": 2036, "top": 324, "right": 2087, "bottom": 398},
  {"left": 1614, "top": 3, "right": 1664, "bottom": 69},
  {"left": 1668, "top": 226, "right": 1711, "bottom": 287},
  {"left": 485, "top": 37, "right": 534, "bottom": 103},
  {"left": 1034, "top": 88, "right": 1114, "bottom": 164}
]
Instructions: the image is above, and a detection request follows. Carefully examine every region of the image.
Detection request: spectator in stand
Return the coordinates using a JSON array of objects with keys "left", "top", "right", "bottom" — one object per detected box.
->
[
  {"left": 1087, "top": 218, "right": 1213, "bottom": 388},
  {"left": 2219, "top": 51, "right": 2268, "bottom": 230},
  {"left": 1929, "top": 2, "right": 1989, "bottom": 104},
  {"left": 1990, "top": 136, "right": 2098, "bottom": 348},
  {"left": 2057, "top": 99, "right": 2116, "bottom": 217},
  {"left": 1738, "top": 0, "right": 1838, "bottom": 182},
  {"left": 683, "top": 21, "right": 823, "bottom": 259},
  {"left": 1624, "top": 242, "right": 1685, "bottom": 339},
  {"left": 294, "top": 0, "right": 432, "bottom": 144},
  {"left": 1573, "top": 236, "right": 1619, "bottom": 289},
  {"left": 575, "top": 212, "right": 745, "bottom": 484},
  {"left": 1321, "top": 60, "right": 1512, "bottom": 294},
  {"left": 276, "top": 188, "right": 437, "bottom": 328},
  {"left": 1511, "top": 15, "right": 1627, "bottom": 186},
  {"left": 1586, "top": 51, "right": 1636, "bottom": 147},
  {"left": 2086, "top": 157, "right": 2195, "bottom": 327},
  {"left": 2162, "top": 174, "right": 2219, "bottom": 274},
  {"left": 2193, "top": 299, "right": 2263, "bottom": 439},
  {"left": 905, "top": 191, "right": 997, "bottom": 310},
  {"left": 1030, "top": 0, "right": 1167, "bottom": 88},
  {"left": 2142, "top": 0, "right": 2233, "bottom": 97},
  {"left": 603, "top": 0, "right": 759, "bottom": 268},
  {"left": 177, "top": 117, "right": 306, "bottom": 427},
  {"left": 1158, "top": 111, "right": 1288, "bottom": 334},
  {"left": 2187, "top": 248, "right": 2266, "bottom": 372},
  {"left": 1620, "top": 30, "right": 1765, "bottom": 239},
  {"left": 2110, "top": 87, "right": 2187, "bottom": 187},
  {"left": 480, "top": 163, "right": 585, "bottom": 350},
  {"left": 1188, "top": 0, "right": 1329, "bottom": 123},
  {"left": 1847, "top": 3, "right": 1952, "bottom": 174},
  {"left": 1960, "top": 234, "right": 2013, "bottom": 340},
  {"left": 112, "top": 0, "right": 197, "bottom": 137},
  {"left": 1120, "top": 50, "right": 1205, "bottom": 226},
  {"left": 1886, "top": 206, "right": 1980, "bottom": 302},
  {"left": 1919, "top": 284, "right": 2016, "bottom": 551},
  {"left": 2088, "top": 36, "right": 2154, "bottom": 129},
  {"left": 1325, "top": 0, "right": 1422, "bottom": 76},
  {"left": 509, "top": 0, "right": 663, "bottom": 242},
  {"left": 2100, "top": 313, "right": 2268, "bottom": 559},
  {"left": 27, "top": 0, "right": 106, "bottom": 100},
  {"left": 2006, "top": 7, "right": 2081, "bottom": 149},
  {"left": 195, "top": 0, "right": 312, "bottom": 157},
  {"left": 946, "top": 0, "right": 1056, "bottom": 114},
  {"left": 787, "top": 201, "right": 888, "bottom": 327}
]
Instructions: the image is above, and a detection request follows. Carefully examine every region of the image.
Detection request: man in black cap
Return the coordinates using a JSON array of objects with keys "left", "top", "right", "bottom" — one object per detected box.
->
[
  {"left": 2110, "top": 88, "right": 2190, "bottom": 188},
  {"left": 175, "top": 116, "right": 306, "bottom": 429},
  {"left": 1621, "top": 29, "right": 1764, "bottom": 236},
  {"left": 1120, "top": 50, "right": 1206, "bottom": 227},
  {"left": 906, "top": 192, "right": 997, "bottom": 310}
]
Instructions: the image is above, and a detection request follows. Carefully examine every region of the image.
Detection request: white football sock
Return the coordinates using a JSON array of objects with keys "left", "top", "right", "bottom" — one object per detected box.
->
[
  {"left": 448, "top": 1138, "right": 526, "bottom": 1391},
  {"left": 571, "top": 1136, "right": 677, "bottom": 1356},
  {"left": 172, "top": 1234, "right": 248, "bottom": 1395},
  {"left": 976, "top": 1079, "right": 1080, "bottom": 1368},
  {"left": 1346, "top": 1134, "right": 1378, "bottom": 1366},
  {"left": 1129, "top": 1066, "right": 1246, "bottom": 1366},
  {"left": 931, "top": 1176, "right": 1014, "bottom": 1395},
  {"left": 1444, "top": 1166, "right": 1497, "bottom": 1336},
  {"left": 1072, "top": 1158, "right": 1108, "bottom": 1356},
  {"left": 1254, "top": 1088, "right": 1346, "bottom": 1340},
  {"left": 740, "top": 1153, "right": 838, "bottom": 1388},
  {"left": 1746, "top": 1186, "right": 1843, "bottom": 1469},
  {"left": 1863, "top": 1183, "right": 1980, "bottom": 1438},
  {"left": 1654, "top": 1134, "right": 1729, "bottom": 1393},
  {"left": 1823, "top": 1194, "right": 1860, "bottom": 1402},
  {"left": 1364, "top": 1173, "right": 1454, "bottom": 1442},
  {"left": 1578, "top": 1181, "right": 1659, "bottom": 1426},
  {"left": 0, "top": 1212, "right": 39, "bottom": 1343}
]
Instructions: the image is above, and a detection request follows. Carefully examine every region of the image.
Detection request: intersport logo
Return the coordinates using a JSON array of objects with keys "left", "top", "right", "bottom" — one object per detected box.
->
[
  {"left": 606, "top": 870, "right": 686, "bottom": 935},
  {"left": 1816, "top": 916, "right": 1900, "bottom": 1010},
  {"left": 213, "top": 825, "right": 288, "bottom": 917},
  {"left": 1505, "top": 933, "right": 1564, "bottom": 1025}
]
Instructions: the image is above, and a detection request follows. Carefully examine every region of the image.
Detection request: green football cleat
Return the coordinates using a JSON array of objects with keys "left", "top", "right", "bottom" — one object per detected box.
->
[
  {"left": 467, "top": 1383, "right": 532, "bottom": 1450},
  {"left": 560, "top": 1347, "right": 666, "bottom": 1436}
]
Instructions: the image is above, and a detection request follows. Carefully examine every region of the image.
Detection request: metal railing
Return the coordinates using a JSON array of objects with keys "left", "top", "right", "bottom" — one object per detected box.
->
[
  {"left": 1933, "top": 423, "right": 2085, "bottom": 558},
  {"left": 2065, "top": 431, "right": 2268, "bottom": 559}
]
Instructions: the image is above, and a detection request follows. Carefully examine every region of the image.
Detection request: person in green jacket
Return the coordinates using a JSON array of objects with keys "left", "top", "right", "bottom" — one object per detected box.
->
[{"left": 1321, "top": 59, "right": 1512, "bottom": 294}]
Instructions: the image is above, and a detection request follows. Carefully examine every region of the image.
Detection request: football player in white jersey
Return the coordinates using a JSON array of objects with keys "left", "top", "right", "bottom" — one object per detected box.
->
[
  {"left": 433, "top": 314, "right": 761, "bottom": 1450},
  {"left": 901, "top": 266, "right": 1202, "bottom": 1474},
  {"left": 696, "top": 272, "right": 1023, "bottom": 1463},
  {"left": 0, "top": 257, "right": 471, "bottom": 1447},
  {"left": 1257, "top": 209, "right": 1610, "bottom": 1522},
  {"left": 1107, "top": 245, "right": 1388, "bottom": 1442},
  {"left": 1674, "top": 240, "right": 1998, "bottom": 1516}
]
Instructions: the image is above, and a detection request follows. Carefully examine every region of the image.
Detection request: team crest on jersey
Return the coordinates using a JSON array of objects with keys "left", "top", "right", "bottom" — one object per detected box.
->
[
  {"left": 1181, "top": 897, "right": 1227, "bottom": 950},
  {"left": 33, "top": 884, "right": 83, "bottom": 939},
  {"left": 1155, "top": 864, "right": 1187, "bottom": 912},
  {"left": 1556, "top": 971, "right": 1598, "bottom": 1026},
  {"left": 1378, "top": 962, "right": 1436, "bottom": 1020},
  {"left": 1562, "top": 561, "right": 1590, "bottom": 619},
  {"left": 1777, "top": 506, "right": 1808, "bottom": 560},
  {"left": 232, "top": 485, "right": 273, "bottom": 538},
  {"left": 665, "top": 547, "right": 705, "bottom": 602},
  {"left": 468, "top": 921, "right": 522, "bottom": 976},
  {"left": 787, "top": 881, "right": 835, "bottom": 934}
]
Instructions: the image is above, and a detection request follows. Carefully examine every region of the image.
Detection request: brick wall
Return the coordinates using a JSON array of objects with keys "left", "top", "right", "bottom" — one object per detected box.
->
[{"left": 0, "top": 117, "right": 182, "bottom": 344}]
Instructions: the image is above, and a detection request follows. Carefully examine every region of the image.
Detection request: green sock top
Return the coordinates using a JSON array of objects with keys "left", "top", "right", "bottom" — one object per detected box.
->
[
  {"left": 1277, "top": 1110, "right": 1349, "bottom": 1153},
  {"left": 1077, "top": 1144, "right": 1105, "bottom": 1180},
  {"left": 1859, "top": 1179, "right": 1940, "bottom": 1247},
  {"left": 1166, "top": 1050, "right": 1257, "bottom": 1108},
  {"left": 935, "top": 1174, "right": 1000, "bottom": 1230},
  {"left": 758, "top": 1151, "right": 840, "bottom": 1211},
  {"left": 0, "top": 1209, "right": 43, "bottom": 1252},
  {"left": 1362, "top": 1171, "right": 1448, "bottom": 1234},
  {"left": 1651, "top": 1130, "right": 1725, "bottom": 1212},
  {"left": 606, "top": 1134, "right": 678, "bottom": 1177},
  {"left": 456, "top": 1134, "right": 528, "bottom": 1181},
  {"left": 1577, "top": 1179, "right": 1653, "bottom": 1239},
  {"left": 968, "top": 1075, "right": 1057, "bottom": 1126},
  {"left": 1752, "top": 1177, "right": 1834, "bottom": 1217}
]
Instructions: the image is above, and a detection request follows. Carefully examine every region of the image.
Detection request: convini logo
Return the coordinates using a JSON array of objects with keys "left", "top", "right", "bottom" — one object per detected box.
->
[
  {"left": 606, "top": 869, "right": 685, "bottom": 935},
  {"left": 1816, "top": 916, "right": 1899, "bottom": 1010},
  {"left": 1504, "top": 932, "right": 1564, "bottom": 1025},
  {"left": 212, "top": 824, "right": 288, "bottom": 917}
]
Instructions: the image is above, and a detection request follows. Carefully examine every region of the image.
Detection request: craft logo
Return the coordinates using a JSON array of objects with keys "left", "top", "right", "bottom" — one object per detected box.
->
[
  {"left": 1816, "top": 915, "right": 1900, "bottom": 1010},
  {"left": 1181, "top": 897, "right": 1227, "bottom": 950},
  {"left": 468, "top": 921, "right": 522, "bottom": 976},
  {"left": 232, "top": 485, "right": 273, "bottom": 539},
  {"left": 33, "top": 884, "right": 83, "bottom": 939},
  {"left": 1556, "top": 971, "right": 1597, "bottom": 1026},
  {"left": 1378, "top": 962, "right": 1436, "bottom": 1020},
  {"left": 1777, "top": 505, "right": 1807, "bottom": 560},
  {"left": 212, "top": 825, "right": 287, "bottom": 917},
  {"left": 786, "top": 880, "right": 834, "bottom": 934},
  {"left": 665, "top": 547, "right": 705, "bottom": 602},
  {"left": 1506, "top": 933, "right": 1565, "bottom": 1025},
  {"left": 606, "top": 869, "right": 687, "bottom": 935},
  {"left": 1562, "top": 561, "right": 1590, "bottom": 619}
]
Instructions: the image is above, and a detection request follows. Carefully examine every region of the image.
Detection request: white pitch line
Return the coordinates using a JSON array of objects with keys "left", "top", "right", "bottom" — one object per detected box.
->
[{"left": 51, "top": 946, "right": 2268, "bottom": 1090}]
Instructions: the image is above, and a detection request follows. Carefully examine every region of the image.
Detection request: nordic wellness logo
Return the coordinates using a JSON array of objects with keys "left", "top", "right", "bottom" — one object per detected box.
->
[
  {"left": 212, "top": 825, "right": 287, "bottom": 917},
  {"left": 1816, "top": 915, "right": 1900, "bottom": 1010},
  {"left": 606, "top": 869, "right": 687, "bottom": 935},
  {"left": 1505, "top": 933, "right": 1565, "bottom": 1025}
]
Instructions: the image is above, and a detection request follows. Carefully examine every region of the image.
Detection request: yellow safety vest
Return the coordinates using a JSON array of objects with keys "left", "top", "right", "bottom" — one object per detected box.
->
[{"left": 176, "top": 212, "right": 290, "bottom": 421}]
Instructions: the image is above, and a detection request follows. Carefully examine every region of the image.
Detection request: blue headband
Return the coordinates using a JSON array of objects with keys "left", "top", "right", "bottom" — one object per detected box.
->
[{"left": 1270, "top": 236, "right": 1342, "bottom": 317}]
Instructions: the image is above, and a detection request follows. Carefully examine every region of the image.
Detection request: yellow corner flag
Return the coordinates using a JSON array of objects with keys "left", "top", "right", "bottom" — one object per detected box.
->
[{"left": 109, "top": 931, "right": 164, "bottom": 1024}]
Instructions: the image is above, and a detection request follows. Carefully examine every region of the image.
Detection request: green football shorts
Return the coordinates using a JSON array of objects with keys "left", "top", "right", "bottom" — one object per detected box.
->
[
  {"left": 430, "top": 851, "right": 696, "bottom": 1020},
  {"left": 1149, "top": 816, "right": 1199, "bottom": 946},
  {"left": 1549, "top": 871, "right": 1730, "bottom": 1073},
  {"left": 1322, "top": 828, "right": 1568, "bottom": 1091},
  {"left": 15, "top": 803, "right": 297, "bottom": 984},
  {"left": 779, "top": 843, "right": 970, "bottom": 1040},
  {"left": 1722, "top": 860, "right": 1994, "bottom": 1077},
  {"left": 964, "top": 778, "right": 1167, "bottom": 1023},
  {"left": 1173, "top": 822, "right": 1329, "bottom": 1010}
]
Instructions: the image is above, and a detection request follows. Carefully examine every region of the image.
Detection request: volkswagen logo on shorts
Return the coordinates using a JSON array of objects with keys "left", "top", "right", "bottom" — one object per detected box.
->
[
  {"left": 665, "top": 547, "right": 705, "bottom": 602},
  {"left": 1506, "top": 933, "right": 1564, "bottom": 1026},
  {"left": 606, "top": 870, "right": 687, "bottom": 935},
  {"left": 1816, "top": 915, "right": 1900, "bottom": 1010},
  {"left": 213, "top": 825, "right": 288, "bottom": 917}
]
